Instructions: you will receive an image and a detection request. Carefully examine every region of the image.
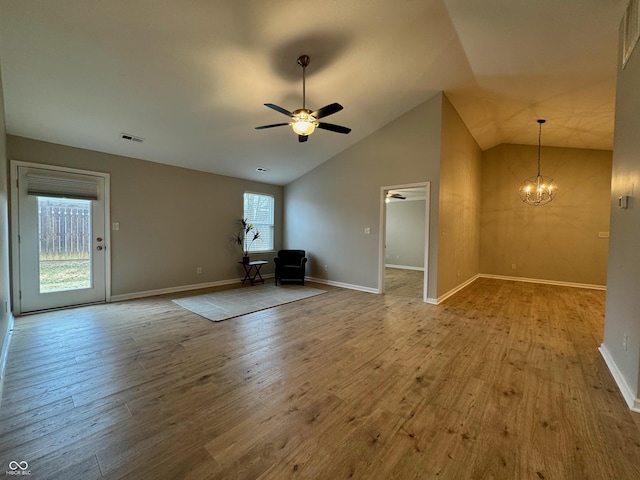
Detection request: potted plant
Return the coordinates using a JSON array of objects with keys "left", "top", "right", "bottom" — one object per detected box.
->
[{"left": 233, "top": 218, "right": 261, "bottom": 263}]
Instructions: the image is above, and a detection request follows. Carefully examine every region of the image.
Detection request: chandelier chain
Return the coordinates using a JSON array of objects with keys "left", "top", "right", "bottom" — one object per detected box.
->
[{"left": 537, "top": 121, "right": 542, "bottom": 177}]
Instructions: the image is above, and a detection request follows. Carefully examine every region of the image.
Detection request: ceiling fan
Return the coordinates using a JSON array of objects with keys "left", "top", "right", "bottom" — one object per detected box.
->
[
  {"left": 255, "top": 55, "right": 351, "bottom": 143},
  {"left": 387, "top": 193, "right": 406, "bottom": 200}
]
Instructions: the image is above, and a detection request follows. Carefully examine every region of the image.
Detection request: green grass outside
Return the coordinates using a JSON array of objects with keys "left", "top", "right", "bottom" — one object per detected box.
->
[{"left": 39, "top": 259, "right": 91, "bottom": 292}]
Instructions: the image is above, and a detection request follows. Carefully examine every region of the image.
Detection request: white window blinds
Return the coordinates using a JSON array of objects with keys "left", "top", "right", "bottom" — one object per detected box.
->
[
  {"left": 243, "top": 192, "right": 274, "bottom": 252},
  {"left": 26, "top": 172, "right": 99, "bottom": 201}
]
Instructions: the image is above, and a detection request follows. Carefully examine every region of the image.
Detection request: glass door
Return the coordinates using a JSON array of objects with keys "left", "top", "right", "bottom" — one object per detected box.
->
[{"left": 16, "top": 166, "right": 108, "bottom": 313}]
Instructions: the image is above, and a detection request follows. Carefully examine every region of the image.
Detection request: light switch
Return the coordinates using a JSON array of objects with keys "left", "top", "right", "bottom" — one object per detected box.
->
[
  {"left": 112, "top": 222, "right": 120, "bottom": 231},
  {"left": 618, "top": 196, "right": 629, "bottom": 209},
  {"left": 364, "top": 227, "right": 371, "bottom": 235}
]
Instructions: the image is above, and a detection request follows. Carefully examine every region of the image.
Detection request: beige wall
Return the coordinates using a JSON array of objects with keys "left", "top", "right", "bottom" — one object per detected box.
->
[
  {"left": 0, "top": 63, "right": 12, "bottom": 391},
  {"left": 437, "top": 95, "right": 482, "bottom": 297},
  {"left": 7, "top": 136, "right": 283, "bottom": 298},
  {"left": 602, "top": 24, "right": 640, "bottom": 407},
  {"left": 480, "top": 143, "right": 612, "bottom": 286},
  {"left": 284, "top": 93, "right": 443, "bottom": 298}
]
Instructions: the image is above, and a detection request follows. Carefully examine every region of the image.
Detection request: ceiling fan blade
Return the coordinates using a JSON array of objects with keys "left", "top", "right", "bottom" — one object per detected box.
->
[
  {"left": 298, "top": 135, "right": 308, "bottom": 143},
  {"left": 264, "top": 103, "right": 293, "bottom": 117},
  {"left": 317, "top": 122, "right": 351, "bottom": 134},
  {"left": 255, "top": 123, "right": 290, "bottom": 130},
  {"left": 312, "top": 103, "right": 343, "bottom": 119}
]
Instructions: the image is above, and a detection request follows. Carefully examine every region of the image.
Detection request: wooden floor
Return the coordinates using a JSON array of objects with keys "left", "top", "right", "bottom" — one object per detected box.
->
[{"left": 1, "top": 272, "right": 640, "bottom": 479}]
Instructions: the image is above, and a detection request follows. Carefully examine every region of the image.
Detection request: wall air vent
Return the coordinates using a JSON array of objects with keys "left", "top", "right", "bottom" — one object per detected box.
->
[
  {"left": 622, "top": 0, "right": 640, "bottom": 68},
  {"left": 120, "top": 133, "right": 145, "bottom": 143}
]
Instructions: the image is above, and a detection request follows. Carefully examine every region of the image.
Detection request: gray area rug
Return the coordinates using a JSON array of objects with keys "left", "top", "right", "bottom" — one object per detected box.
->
[{"left": 172, "top": 283, "right": 328, "bottom": 322}]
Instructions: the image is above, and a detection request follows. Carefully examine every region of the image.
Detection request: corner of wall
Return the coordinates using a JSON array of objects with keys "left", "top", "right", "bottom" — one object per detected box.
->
[
  {"left": 0, "top": 60, "right": 13, "bottom": 408},
  {"left": 599, "top": 343, "right": 640, "bottom": 413},
  {"left": 601, "top": 11, "right": 640, "bottom": 410},
  {"left": 436, "top": 94, "right": 482, "bottom": 298}
]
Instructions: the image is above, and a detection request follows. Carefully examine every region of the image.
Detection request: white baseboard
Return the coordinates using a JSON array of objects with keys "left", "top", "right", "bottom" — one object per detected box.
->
[
  {"left": 434, "top": 274, "right": 480, "bottom": 304},
  {"left": 430, "top": 273, "right": 605, "bottom": 306},
  {"left": 385, "top": 264, "right": 425, "bottom": 271},
  {"left": 0, "top": 312, "right": 15, "bottom": 410},
  {"left": 111, "top": 274, "right": 275, "bottom": 302},
  {"left": 478, "top": 274, "right": 606, "bottom": 291},
  {"left": 306, "top": 276, "right": 379, "bottom": 294},
  {"left": 599, "top": 344, "right": 640, "bottom": 412}
]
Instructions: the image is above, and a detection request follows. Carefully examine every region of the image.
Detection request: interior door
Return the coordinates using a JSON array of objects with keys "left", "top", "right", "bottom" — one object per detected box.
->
[{"left": 16, "top": 165, "right": 108, "bottom": 313}]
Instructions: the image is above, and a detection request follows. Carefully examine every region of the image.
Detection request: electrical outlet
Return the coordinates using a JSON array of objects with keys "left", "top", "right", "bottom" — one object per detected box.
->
[
  {"left": 511, "top": 264, "right": 516, "bottom": 270},
  {"left": 623, "top": 334, "right": 628, "bottom": 352},
  {"left": 196, "top": 267, "right": 202, "bottom": 274},
  {"left": 324, "top": 264, "right": 328, "bottom": 272}
]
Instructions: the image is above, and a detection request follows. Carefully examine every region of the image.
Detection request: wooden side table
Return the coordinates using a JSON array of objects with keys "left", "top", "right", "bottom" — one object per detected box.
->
[{"left": 239, "top": 260, "right": 268, "bottom": 285}]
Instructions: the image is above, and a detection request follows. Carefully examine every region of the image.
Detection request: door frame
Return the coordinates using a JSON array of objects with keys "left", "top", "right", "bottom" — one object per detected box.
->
[
  {"left": 10, "top": 160, "right": 111, "bottom": 315},
  {"left": 378, "top": 181, "right": 430, "bottom": 303}
]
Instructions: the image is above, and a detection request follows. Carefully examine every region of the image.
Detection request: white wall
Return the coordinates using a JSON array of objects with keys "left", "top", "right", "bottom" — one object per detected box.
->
[
  {"left": 385, "top": 200, "right": 425, "bottom": 269},
  {"left": 601, "top": 25, "right": 640, "bottom": 410}
]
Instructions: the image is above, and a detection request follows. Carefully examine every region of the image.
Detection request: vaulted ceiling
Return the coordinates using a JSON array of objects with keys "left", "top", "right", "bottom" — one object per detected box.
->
[{"left": 0, "top": 0, "right": 627, "bottom": 185}]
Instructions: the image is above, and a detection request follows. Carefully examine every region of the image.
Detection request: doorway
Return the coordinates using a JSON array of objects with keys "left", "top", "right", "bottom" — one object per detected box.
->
[
  {"left": 379, "top": 182, "right": 430, "bottom": 302},
  {"left": 11, "top": 162, "right": 111, "bottom": 314}
]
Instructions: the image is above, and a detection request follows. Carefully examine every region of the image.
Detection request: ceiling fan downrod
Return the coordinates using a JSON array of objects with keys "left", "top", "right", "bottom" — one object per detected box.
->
[{"left": 297, "top": 55, "right": 310, "bottom": 110}]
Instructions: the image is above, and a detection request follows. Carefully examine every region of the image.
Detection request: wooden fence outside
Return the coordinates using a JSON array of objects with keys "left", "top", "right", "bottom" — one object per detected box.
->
[{"left": 38, "top": 199, "right": 91, "bottom": 260}]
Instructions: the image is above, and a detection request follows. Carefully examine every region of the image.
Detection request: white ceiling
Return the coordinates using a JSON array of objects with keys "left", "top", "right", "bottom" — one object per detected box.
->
[{"left": 0, "top": 0, "right": 627, "bottom": 186}]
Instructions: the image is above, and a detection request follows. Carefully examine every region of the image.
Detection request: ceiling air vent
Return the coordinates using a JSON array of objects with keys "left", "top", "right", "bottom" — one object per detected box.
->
[{"left": 120, "top": 133, "right": 144, "bottom": 143}]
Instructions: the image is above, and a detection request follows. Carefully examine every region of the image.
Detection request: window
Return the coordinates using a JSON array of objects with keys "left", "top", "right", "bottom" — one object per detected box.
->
[{"left": 243, "top": 192, "right": 274, "bottom": 252}]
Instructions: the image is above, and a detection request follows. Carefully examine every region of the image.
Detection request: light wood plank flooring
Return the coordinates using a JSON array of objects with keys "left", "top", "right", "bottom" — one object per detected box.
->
[
  {"left": 384, "top": 267, "right": 424, "bottom": 299},
  {"left": 1, "top": 276, "right": 639, "bottom": 479}
]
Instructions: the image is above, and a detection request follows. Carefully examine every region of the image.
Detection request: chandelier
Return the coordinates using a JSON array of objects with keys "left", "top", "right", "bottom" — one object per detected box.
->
[{"left": 518, "top": 119, "right": 557, "bottom": 206}]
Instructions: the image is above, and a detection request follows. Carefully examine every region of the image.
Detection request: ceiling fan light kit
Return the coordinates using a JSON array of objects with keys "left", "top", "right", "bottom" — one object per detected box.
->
[
  {"left": 518, "top": 119, "right": 557, "bottom": 206},
  {"left": 291, "top": 110, "right": 317, "bottom": 135},
  {"left": 255, "top": 55, "right": 351, "bottom": 142}
]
